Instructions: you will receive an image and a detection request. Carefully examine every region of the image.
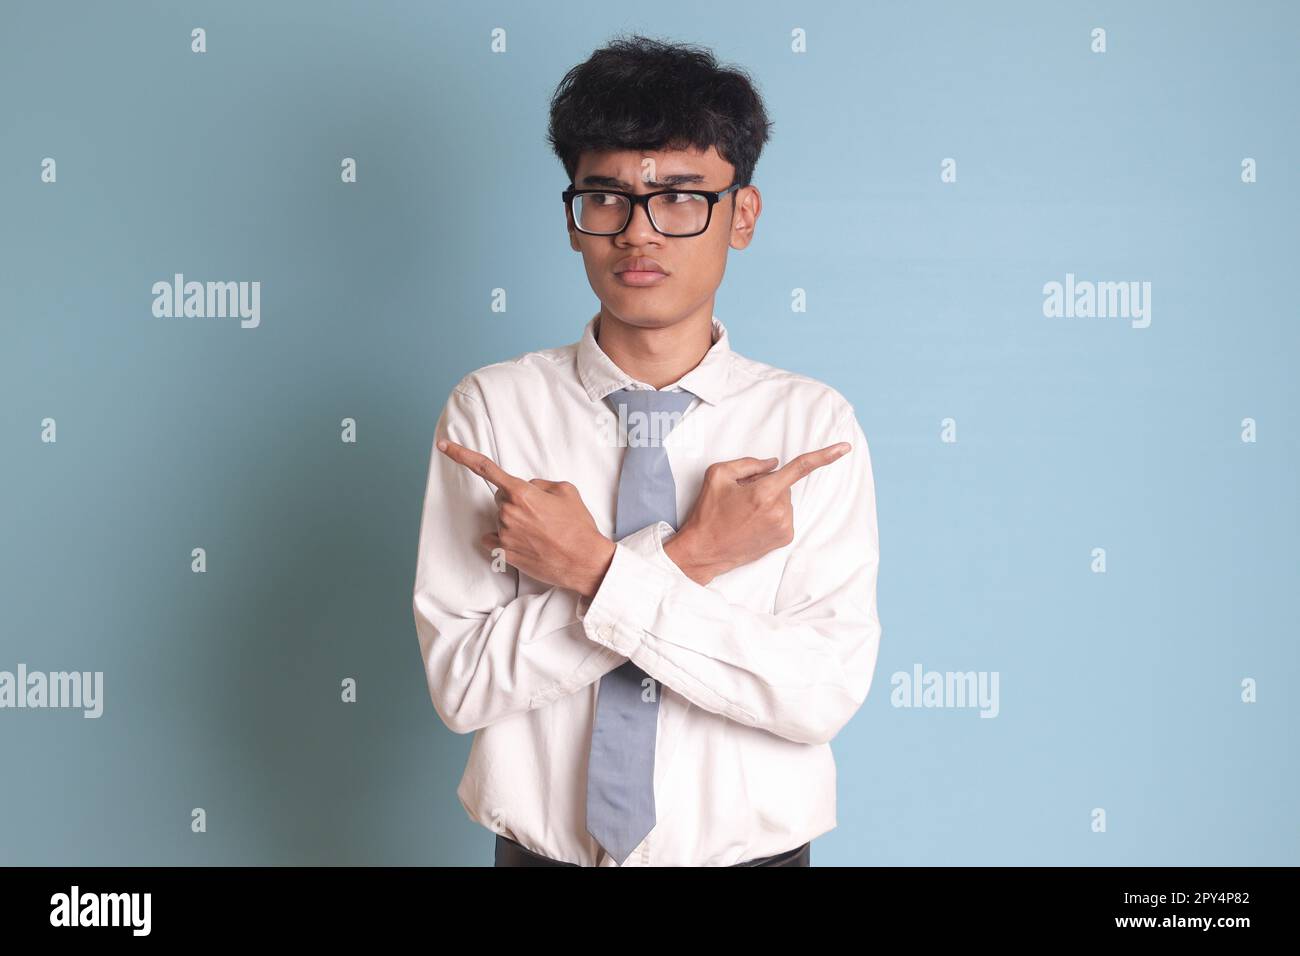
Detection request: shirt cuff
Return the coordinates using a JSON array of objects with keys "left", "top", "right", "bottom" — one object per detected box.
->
[
  {"left": 642, "top": 522, "right": 699, "bottom": 585},
  {"left": 579, "top": 521, "right": 684, "bottom": 656}
]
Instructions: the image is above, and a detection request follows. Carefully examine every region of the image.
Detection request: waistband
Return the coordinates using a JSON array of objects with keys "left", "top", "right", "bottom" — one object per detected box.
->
[{"left": 494, "top": 833, "right": 810, "bottom": 867}]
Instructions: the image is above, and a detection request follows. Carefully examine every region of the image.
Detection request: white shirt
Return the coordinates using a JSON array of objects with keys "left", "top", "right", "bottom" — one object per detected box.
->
[{"left": 412, "top": 312, "right": 882, "bottom": 866}]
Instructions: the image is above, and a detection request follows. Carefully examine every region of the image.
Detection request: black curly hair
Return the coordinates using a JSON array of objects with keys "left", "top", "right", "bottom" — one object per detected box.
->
[{"left": 546, "top": 34, "right": 773, "bottom": 189}]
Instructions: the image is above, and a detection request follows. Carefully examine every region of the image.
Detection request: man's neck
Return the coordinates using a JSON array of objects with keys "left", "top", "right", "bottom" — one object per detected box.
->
[{"left": 594, "top": 306, "right": 715, "bottom": 390}]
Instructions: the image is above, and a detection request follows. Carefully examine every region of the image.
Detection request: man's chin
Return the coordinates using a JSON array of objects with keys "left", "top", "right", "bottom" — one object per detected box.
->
[{"left": 597, "top": 301, "right": 683, "bottom": 332}]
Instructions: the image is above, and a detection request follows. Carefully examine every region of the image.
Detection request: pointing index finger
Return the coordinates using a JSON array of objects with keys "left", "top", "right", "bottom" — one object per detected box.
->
[
  {"left": 437, "top": 438, "right": 528, "bottom": 494},
  {"left": 759, "top": 442, "right": 852, "bottom": 491}
]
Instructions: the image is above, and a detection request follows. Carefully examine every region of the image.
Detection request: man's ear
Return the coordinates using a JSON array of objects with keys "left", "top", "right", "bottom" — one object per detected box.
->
[
  {"left": 566, "top": 210, "right": 581, "bottom": 252},
  {"left": 728, "top": 184, "right": 761, "bottom": 251}
]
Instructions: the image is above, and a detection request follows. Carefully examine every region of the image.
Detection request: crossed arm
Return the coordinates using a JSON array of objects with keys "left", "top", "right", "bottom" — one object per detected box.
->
[{"left": 412, "top": 383, "right": 882, "bottom": 744}]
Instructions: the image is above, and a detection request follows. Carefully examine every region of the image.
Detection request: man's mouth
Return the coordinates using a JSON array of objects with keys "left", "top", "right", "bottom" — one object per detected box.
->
[
  {"left": 614, "top": 257, "right": 668, "bottom": 286},
  {"left": 614, "top": 257, "right": 666, "bottom": 275}
]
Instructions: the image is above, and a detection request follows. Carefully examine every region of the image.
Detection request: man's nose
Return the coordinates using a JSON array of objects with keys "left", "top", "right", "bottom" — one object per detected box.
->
[{"left": 621, "top": 198, "right": 659, "bottom": 240}]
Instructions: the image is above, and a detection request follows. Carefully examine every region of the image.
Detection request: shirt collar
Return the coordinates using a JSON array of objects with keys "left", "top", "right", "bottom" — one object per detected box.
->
[{"left": 576, "top": 312, "right": 733, "bottom": 406}]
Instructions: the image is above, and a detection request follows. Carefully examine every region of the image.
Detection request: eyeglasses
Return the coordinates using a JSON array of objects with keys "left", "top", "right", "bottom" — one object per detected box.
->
[{"left": 562, "top": 182, "right": 742, "bottom": 237}]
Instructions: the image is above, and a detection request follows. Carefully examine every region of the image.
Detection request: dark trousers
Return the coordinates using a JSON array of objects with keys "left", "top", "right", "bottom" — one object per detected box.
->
[{"left": 494, "top": 833, "right": 810, "bottom": 867}]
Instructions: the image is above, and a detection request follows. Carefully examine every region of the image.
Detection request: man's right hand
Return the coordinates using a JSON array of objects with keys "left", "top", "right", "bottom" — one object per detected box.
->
[{"left": 664, "top": 443, "right": 852, "bottom": 586}]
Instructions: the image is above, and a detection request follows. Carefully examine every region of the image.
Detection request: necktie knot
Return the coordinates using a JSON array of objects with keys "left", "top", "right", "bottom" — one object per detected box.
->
[
  {"left": 606, "top": 385, "right": 696, "bottom": 413},
  {"left": 604, "top": 386, "right": 697, "bottom": 449}
]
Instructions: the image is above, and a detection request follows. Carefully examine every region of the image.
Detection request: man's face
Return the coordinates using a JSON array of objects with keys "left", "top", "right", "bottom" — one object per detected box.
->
[{"left": 566, "top": 145, "right": 759, "bottom": 332}]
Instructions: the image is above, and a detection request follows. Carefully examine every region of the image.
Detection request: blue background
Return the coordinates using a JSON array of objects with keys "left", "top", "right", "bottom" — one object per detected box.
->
[{"left": 1, "top": 0, "right": 1296, "bottom": 865}]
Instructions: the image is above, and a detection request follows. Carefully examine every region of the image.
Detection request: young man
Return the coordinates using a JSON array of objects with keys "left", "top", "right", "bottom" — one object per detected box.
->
[{"left": 412, "top": 35, "right": 882, "bottom": 867}]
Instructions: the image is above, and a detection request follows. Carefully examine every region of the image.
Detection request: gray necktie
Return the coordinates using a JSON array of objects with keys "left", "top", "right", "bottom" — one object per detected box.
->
[{"left": 586, "top": 385, "right": 696, "bottom": 865}]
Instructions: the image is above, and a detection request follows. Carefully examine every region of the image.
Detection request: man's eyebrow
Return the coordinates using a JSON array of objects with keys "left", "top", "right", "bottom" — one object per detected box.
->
[{"left": 578, "top": 172, "right": 708, "bottom": 189}]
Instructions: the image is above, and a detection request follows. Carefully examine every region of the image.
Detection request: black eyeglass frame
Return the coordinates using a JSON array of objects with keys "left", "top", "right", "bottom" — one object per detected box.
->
[{"left": 561, "top": 182, "right": 743, "bottom": 237}]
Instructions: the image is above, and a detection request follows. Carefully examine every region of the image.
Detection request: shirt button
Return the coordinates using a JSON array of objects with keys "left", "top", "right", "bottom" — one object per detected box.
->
[{"left": 598, "top": 624, "right": 613, "bottom": 640}]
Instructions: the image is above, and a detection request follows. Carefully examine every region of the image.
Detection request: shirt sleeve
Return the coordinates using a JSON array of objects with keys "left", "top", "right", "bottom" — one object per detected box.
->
[
  {"left": 412, "top": 381, "right": 626, "bottom": 735},
  {"left": 576, "top": 404, "right": 882, "bottom": 746}
]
